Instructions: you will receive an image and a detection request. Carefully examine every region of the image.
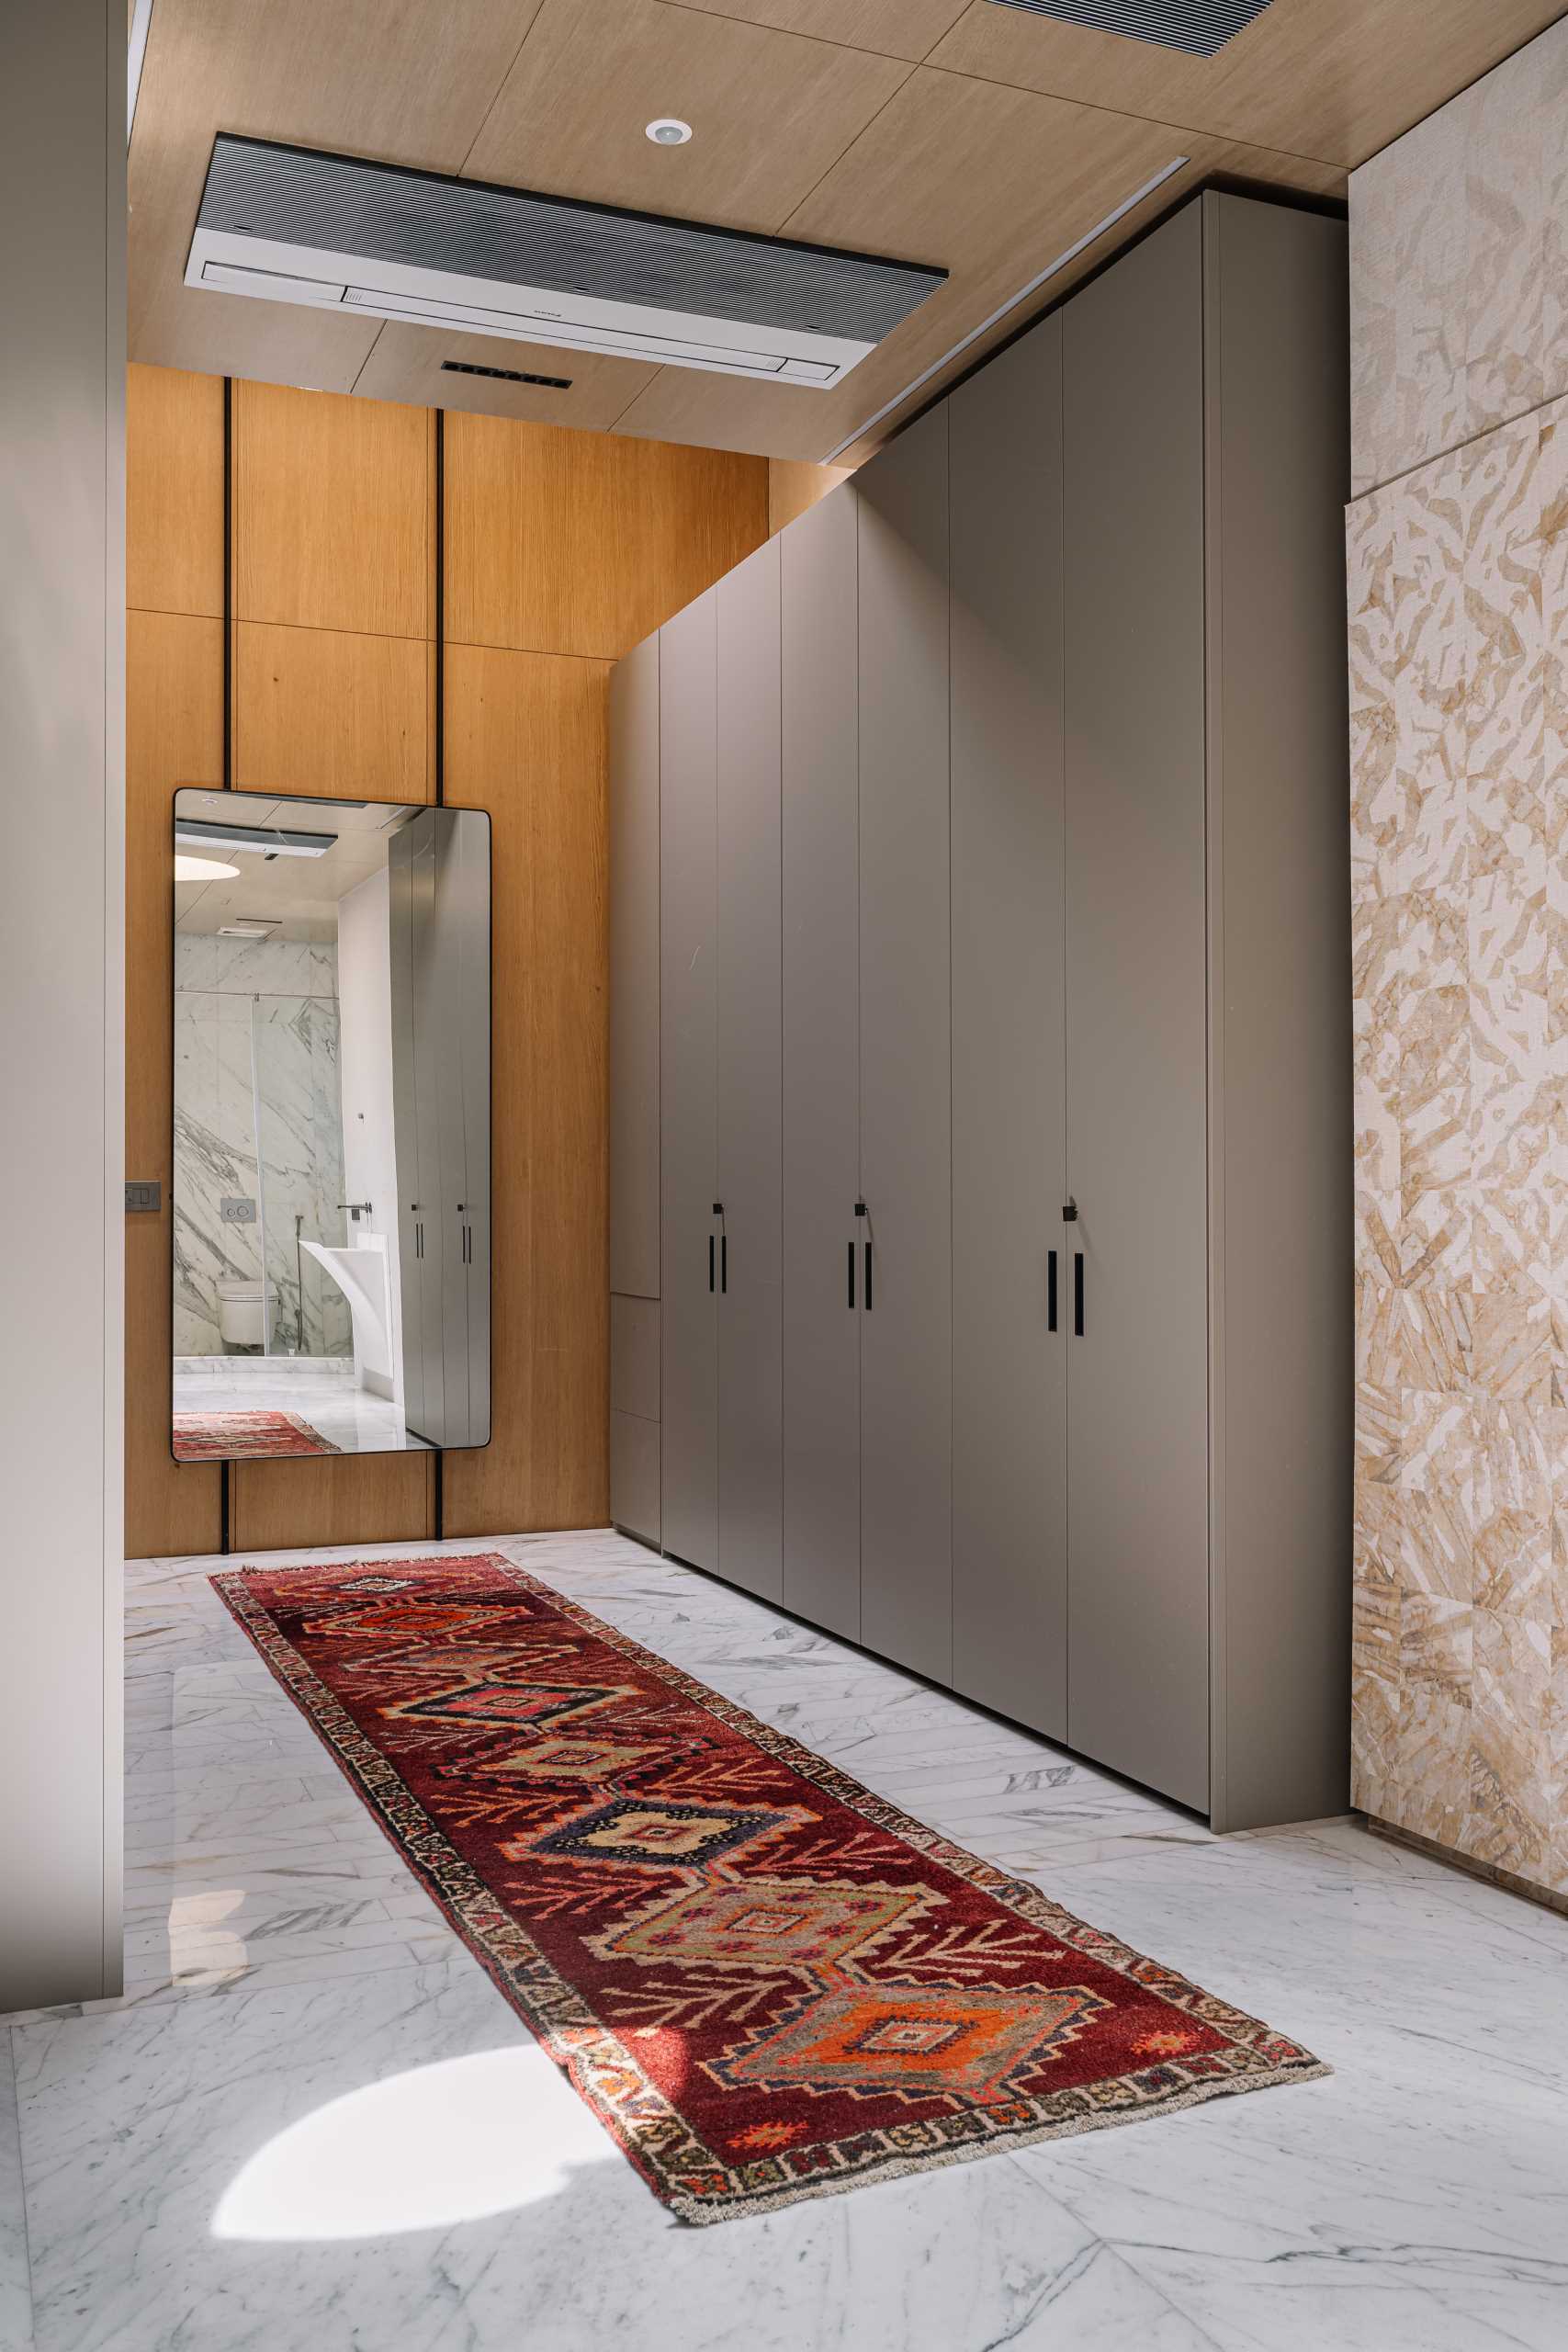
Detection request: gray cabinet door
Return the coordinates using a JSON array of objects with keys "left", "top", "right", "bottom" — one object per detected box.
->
[
  {"left": 716, "top": 539, "right": 784, "bottom": 1602},
  {"left": 609, "top": 634, "right": 661, "bottom": 1305},
  {"left": 454, "top": 808, "right": 491, "bottom": 1449},
  {"left": 856, "top": 405, "right": 953, "bottom": 1685},
  {"left": 1063, "top": 205, "right": 1211, "bottom": 1812},
  {"left": 659, "top": 588, "right": 720, "bottom": 1572},
  {"left": 409, "top": 814, "right": 448, "bottom": 1448},
  {"left": 387, "top": 822, "right": 424, "bottom": 1438},
  {"left": 950, "top": 319, "right": 1069, "bottom": 1741},
  {"left": 780, "top": 485, "right": 862, "bottom": 1641}
]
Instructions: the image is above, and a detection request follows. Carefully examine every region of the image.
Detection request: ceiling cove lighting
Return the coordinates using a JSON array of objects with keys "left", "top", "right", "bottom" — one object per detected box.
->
[
  {"left": 985, "top": 0, "right": 1277, "bottom": 55},
  {"left": 185, "top": 136, "right": 946, "bottom": 389},
  {"left": 646, "top": 119, "right": 693, "bottom": 146},
  {"left": 821, "top": 158, "right": 1189, "bottom": 464},
  {"left": 175, "top": 854, "right": 240, "bottom": 883}
]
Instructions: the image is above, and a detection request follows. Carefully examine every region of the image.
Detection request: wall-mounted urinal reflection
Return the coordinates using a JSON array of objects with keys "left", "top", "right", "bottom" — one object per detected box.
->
[{"left": 169, "top": 788, "right": 491, "bottom": 1463}]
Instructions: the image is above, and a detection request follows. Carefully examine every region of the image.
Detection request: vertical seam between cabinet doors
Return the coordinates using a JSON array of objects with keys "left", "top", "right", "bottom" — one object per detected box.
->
[
  {"left": 1059, "top": 319, "right": 1072, "bottom": 1742},
  {"left": 1201, "top": 196, "right": 1226, "bottom": 1830}
]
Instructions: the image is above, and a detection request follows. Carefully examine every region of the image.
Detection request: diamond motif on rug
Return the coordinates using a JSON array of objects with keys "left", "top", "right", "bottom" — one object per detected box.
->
[
  {"left": 595, "top": 1878, "right": 931, "bottom": 1970},
  {"left": 709, "top": 1983, "right": 1107, "bottom": 2103},
  {"left": 212, "top": 1552, "right": 1330, "bottom": 2226},
  {"left": 525, "top": 1796, "right": 793, "bottom": 1870}
]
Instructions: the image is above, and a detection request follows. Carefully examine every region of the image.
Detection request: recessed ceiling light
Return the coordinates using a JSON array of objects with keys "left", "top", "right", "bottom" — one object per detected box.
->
[
  {"left": 175, "top": 853, "right": 241, "bottom": 882},
  {"left": 645, "top": 118, "right": 693, "bottom": 147}
]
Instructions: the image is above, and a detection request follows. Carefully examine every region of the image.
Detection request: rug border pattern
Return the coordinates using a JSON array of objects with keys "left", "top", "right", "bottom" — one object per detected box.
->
[{"left": 212, "top": 1552, "right": 1331, "bottom": 2224}]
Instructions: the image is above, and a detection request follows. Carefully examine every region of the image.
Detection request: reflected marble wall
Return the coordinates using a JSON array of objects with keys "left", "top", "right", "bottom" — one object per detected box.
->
[
  {"left": 173, "top": 934, "right": 350, "bottom": 1360},
  {"left": 1349, "top": 18, "right": 1568, "bottom": 1900}
]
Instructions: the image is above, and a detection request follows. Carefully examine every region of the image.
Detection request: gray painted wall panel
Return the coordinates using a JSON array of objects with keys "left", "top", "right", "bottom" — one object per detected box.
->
[
  {"left": 856, "top": 406, "right": 953, "bottom": 1686},
  {"left": 1063, "top": 206, "right": 1212, "bottom": 1811},
  {"left": 780, "top": 487, "right": 863, "bottom": 1641},
  {"left": 716, "top": 539, "right": 784, "bottom": 1602},
  {"left": 949, "top": 321, "right": 1070, "bottom": 1741},
  {"left": 0, "top": 0, "right": 125, "bottom": 2007},
  {"left": 659, "top": 591, "right": 719, "bottom": 1572}
]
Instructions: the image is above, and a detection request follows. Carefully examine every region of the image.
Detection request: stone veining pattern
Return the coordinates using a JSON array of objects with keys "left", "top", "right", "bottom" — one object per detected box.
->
[
  {"left": 174, "top": 933, "right": 350, "bottom": 1361},
  {"left": 1349, "top": 16, "right": 1568, "bottom": 1902}
]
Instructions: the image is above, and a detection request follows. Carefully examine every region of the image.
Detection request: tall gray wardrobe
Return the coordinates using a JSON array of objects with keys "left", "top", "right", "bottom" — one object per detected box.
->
[{"left": 608, "top": 192, "right": 1351, "bottom": 1832}]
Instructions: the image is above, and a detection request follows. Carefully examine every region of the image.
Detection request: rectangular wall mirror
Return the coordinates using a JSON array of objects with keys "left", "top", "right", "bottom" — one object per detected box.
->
[{"left": 170, "top": 788, "right": 491, "bottom": 1462}]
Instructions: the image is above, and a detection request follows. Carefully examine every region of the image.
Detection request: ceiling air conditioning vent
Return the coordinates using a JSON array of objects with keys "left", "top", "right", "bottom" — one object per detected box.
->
[
  {"left": 986, "top": 0, "right": 1277, "bottom": 57},
  {"left": 186, "top": 137, "right": 947, "bottom": 389}
]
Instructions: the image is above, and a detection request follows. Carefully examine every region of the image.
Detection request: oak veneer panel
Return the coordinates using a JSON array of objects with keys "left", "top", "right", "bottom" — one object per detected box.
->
[
  {"left": 233, "top": 383, "right": 434, "bottom": 639},
  {"left": 465, "top": 0, "right": 911, "bottom": 238},
  {"left": 768, "top": 459, "right": 854, "bottom": 537},
  {"left": 671, "top": 0, "right": 968, "bottom": 62},
  {"left": 442, "top": 646, "right": 612, "bottom": 1534},
  {"left": 231, "top": 1451, "right": 435, "bottom": 1552},
  {"left": 445, "top": 413, "right": 767, "bottom": 661},
  {"left": 128, "top": 0, "right": 543, "bottom": 388},
  {"left": 127, "top": 364, "right": 224, "bottom": 619},
  {"left": 931, "top": 0, "right": 1568, "bottom": 171},
  {"left": 234, "top": 623, "right": 433, "bottom": 802},
  {"left": 125, "top": 607, "right": 224, "bottom": 1559}
]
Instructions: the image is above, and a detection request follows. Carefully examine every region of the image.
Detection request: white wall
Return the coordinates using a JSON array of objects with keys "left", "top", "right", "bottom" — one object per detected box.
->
[
  {"left": 337, "top": 871, "right": 404, "bottom": 1400},
  {"left": 0, "top": 0, "right": 126, "bottom": 2007}
]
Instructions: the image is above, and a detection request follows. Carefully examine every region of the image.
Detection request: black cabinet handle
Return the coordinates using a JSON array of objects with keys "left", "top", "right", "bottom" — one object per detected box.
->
[
  {"left": 1074, "top": 1252, "right": 1085, "bottom": 1338},
  {"left": 1047, "top": 1249, "right": 1058, "bottom": 1332},
  {"left": 863, "top": 1239, "right": 873, "bottom": 1311},
  {"left": 720, "top": 1234, "right": 728, "bottom": 1294},
  {"left": 847, "top": 1241, "right": 855, "bottom": 1309},
  {"left": 708, "top": 1235, "right": 715, "bottom": 1294}
]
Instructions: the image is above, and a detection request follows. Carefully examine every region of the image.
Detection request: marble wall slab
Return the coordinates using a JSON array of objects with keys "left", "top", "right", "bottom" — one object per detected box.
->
[
  {"left": 1350, "top": 17, "right": 1568, "bottom": 498},
  {"left": 173, "top": 934, "right": 349, "bottom": 1358}
]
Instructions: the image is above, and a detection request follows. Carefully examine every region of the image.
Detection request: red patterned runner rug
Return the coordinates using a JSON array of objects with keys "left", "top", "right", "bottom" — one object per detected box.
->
[
  {"left": 213, "top": 1554, "right": 1328, "bottom": 2222},
  {"left": 175, "top": 1409, "right": 342, "bottom": 1461}
]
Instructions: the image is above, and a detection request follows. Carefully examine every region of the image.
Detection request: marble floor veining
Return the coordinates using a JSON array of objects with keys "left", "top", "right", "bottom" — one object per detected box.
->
[
  {"left": 4, "top": 1532, "right": 1568, "bottom": 2350},
  {"left": 171, "top": 1363, "right": 433, "bottom": 1454}
]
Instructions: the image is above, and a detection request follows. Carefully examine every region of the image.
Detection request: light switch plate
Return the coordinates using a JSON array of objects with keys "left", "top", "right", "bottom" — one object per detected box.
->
[{"left": 124, "top": 1181, "right": 162, "bottom": 1214}]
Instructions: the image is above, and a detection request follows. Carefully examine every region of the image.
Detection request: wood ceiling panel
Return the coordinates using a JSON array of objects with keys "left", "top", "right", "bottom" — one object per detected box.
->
[
  {"left": 129, "top": 0, "right": 546, "bottom": 388},
  {"left": 612, "top": 85, "right": 1344, "bottom": 460},
  {"left": 929, "top": 0, "right": 1568, "bottom": 169},
  {"left": 665, "top": 0, "right": 971, "bottom": 64},
  {"left": 463, "top": 0, "right": 913, "bottom": 235},
  {"left": 351, "top": 322, "right": 660, "bottom": 434}
]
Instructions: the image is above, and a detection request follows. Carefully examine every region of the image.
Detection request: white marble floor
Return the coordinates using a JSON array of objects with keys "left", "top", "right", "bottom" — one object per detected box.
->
[
  {"left": 171, "top": 1361, "right": 432, "bottom": 1453},
  {"left": 4, "top": 1532, "right": 1567, "bottom": 2352}
]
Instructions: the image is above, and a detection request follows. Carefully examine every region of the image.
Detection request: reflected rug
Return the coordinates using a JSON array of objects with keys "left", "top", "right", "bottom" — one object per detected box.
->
[
  {"left": 213, "top": 1554, "right": 1329, "bottom": 2222},
  {"left": 174, "top": 1409, "right": 342, "bottom": 1461}
]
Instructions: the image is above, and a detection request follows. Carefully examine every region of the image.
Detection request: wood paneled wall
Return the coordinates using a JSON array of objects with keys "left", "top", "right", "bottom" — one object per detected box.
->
[{"left": 125, "top": 363, "right": 767, "bottom": 1557}]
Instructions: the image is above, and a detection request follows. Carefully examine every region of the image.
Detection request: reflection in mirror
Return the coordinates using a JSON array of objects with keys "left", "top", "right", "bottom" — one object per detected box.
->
[{"left": 170, "top": 789, "right": 491, "bottom": 1462}]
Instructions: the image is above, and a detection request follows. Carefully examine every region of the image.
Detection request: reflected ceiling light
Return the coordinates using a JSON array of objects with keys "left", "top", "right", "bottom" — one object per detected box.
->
[
  {"left": 211, "top": 2046, "right": 615, "bottom": 2242},
  {"left": 175, "top": 853, "right": 240, "bottom": 882},
  {"left": 645, "top": 118, "right": 693, "bottom": 145}
]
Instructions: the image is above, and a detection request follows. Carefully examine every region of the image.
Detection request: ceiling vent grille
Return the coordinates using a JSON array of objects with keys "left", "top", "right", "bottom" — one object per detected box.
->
[
  {"left": 985, "top": 0, "right": 1277, "bottom": 57},
  {"left": 186, "top": 137, "right": 946, "bottom": 389}
]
